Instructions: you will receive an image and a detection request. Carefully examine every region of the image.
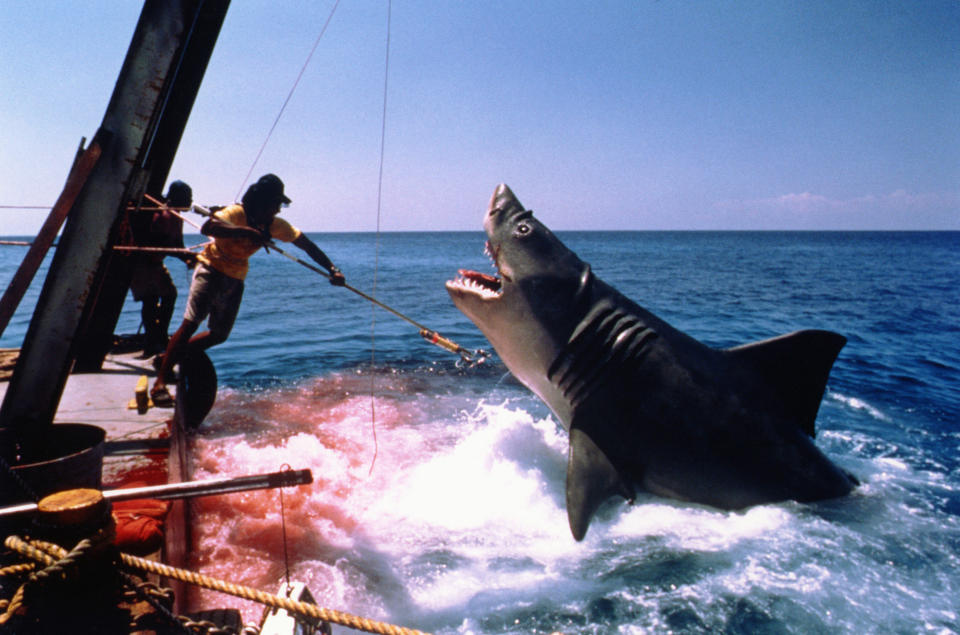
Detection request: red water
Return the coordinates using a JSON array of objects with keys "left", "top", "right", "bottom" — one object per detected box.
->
[{"left": 184, "top": 372, "right": 457, "bottom": 624}]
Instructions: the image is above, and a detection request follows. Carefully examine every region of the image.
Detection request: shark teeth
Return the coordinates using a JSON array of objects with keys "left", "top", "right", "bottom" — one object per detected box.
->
[
  {"left": 447, "top": 241, "right": 503, "bottom": 298},
  {"left": 449, "top": 269, "right": 501, "bottom": 299}
]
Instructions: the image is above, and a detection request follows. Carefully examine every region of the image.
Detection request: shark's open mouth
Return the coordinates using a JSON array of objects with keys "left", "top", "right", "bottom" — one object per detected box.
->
[
  {"left": 448, "top": 269, "right": 501, "bottom": 299},
  {"left": 447, "top": 240, "right": 503, "bottom": 299}
]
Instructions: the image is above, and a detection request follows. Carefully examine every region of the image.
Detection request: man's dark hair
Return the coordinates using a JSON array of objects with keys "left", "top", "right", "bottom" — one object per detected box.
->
[{"left": 241, "top": 174, "right": 289, "bottom": 227}]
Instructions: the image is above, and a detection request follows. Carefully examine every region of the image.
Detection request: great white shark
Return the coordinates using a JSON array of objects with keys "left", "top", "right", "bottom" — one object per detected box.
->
[{"left": 446, "top": 184, "right": 857, "bottom": 540}]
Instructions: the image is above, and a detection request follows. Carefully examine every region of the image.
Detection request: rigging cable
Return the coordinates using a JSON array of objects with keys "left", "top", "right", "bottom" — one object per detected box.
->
[
  {"left": 234, "top": 0, "right": 343, "bottom": 201},
  {"left": 278, "top": 464, "right": 293, "bottom": 590},
  {"left": 367, "top": 0, "right": 393, "bottom": 476},
  {"left": 199, "top": 1, "right": 485, "bottom": 473},
  {"left": 187, "top": 202, "right": 483, "bottom": 359}
]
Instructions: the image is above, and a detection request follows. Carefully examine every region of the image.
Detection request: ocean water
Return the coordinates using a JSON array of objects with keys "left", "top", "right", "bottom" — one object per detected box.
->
[{"left": 2, "top": 231, "right": 959, "bottom": 633}]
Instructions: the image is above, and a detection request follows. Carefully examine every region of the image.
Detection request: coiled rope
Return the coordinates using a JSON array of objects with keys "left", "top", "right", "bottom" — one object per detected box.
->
[
  {"left": 4, "top": 535, "right": 430, "bottom": 635},
  {"left": 1, "top": 525, "right": 118, "bottom": 626}
]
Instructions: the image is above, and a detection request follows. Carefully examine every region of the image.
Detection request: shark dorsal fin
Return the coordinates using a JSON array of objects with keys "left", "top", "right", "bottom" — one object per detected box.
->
[
  {"left": 566, "top": 426, "right": 634, "bottom": 541},
  {"left": 725, "top": 329, "right": 846, "bottom": 437}
]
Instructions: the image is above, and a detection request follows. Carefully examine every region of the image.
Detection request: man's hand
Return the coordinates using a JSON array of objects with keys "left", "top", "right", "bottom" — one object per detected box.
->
[
  {"left": 182, "top": 253, "right": 199, "bottom": 269},
  {"left": 329, "top": 267, "right": 346, "bottom": 286},
  {"left": 250, "top": 226, "right": 272, "bottom": 245}
]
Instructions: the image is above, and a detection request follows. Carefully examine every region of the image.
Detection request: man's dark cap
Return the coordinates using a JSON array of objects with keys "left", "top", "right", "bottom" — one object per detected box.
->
[
  {"left": 165, "top": 180, "right": 192, "bottom": 208},
  {"left": 254, "top": 173, "right": 292, "bottom": 205}
]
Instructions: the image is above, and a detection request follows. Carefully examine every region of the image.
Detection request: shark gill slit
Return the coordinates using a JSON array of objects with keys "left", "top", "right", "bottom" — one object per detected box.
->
[{"left": 549, "top": 307, "right": 658, "bottom": 406}]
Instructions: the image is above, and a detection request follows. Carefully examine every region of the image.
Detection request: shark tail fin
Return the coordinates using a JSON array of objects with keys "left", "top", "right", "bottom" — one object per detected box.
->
[
  {"left": 726, "top": 329, "right": 846, "bottom": 437},
  {"left": 567, "top": 427, "right": 634, "bottom": 541}
]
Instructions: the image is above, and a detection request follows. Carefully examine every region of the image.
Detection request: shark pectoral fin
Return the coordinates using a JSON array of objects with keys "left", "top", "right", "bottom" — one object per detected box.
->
[{"left": 566, "top": 427, "right": 633, "bottom": 541}]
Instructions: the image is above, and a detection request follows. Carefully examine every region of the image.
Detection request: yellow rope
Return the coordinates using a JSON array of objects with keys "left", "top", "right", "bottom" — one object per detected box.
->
[
  {"left": 0, "top": 563, "right": 36, "bottom": 576},
  {"left": 0, "top": 540, "right": 62, "bottom": 624},
  {"left": 1, "top": 530, "right": 118, "bottom": 626},
  {"left": 4, "top": 535, "right": 430, "bottom": 635}
]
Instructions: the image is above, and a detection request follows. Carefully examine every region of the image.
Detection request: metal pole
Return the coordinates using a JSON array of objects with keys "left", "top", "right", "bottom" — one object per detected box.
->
[
  {"left": 0, "top": 468, "right": 313, "bottom": 519},
  {"left": 0, "top": 0, "right": 231, "bottom": 432}
]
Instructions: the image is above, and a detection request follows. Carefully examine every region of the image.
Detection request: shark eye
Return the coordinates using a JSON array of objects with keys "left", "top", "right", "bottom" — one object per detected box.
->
[{"left": 514, "top": 222, "right": 532, "bottom": 237}]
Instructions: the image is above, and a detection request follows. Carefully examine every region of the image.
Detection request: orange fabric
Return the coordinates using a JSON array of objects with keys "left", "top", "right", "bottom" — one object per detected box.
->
[{"left": 112, "top": 498, "right": 170, "bottom": 555}]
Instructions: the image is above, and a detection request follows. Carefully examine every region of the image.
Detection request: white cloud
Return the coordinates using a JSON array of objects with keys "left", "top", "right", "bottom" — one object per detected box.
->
[{"left": 713, "top": 190, "right": 960, "bottom": 229}]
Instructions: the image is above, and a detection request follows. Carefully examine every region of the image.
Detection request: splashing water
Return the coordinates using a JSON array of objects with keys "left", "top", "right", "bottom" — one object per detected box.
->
[
  {"left": 186, "top": 371, "right": 960, "bottom": 634},
  {"left": 7, "top": 231, "right": 955, "bottom": 631}
]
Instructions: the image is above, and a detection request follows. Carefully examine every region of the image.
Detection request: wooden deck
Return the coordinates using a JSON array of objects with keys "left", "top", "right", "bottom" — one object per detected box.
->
[
  {"left": 1, "top": 351, "right": 177, "bottom": 490},
  {"left": 1, "top": 350, "right": 191, "bottom": 611}
]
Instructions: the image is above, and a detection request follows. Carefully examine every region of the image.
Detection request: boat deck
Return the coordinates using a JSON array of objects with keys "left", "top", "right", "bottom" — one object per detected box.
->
[
  {"left": 1, "top": 351, "right": 177, "bottom": 491},
  {"left": 1, "top": 349, "right": 197, "bottom": 618}
]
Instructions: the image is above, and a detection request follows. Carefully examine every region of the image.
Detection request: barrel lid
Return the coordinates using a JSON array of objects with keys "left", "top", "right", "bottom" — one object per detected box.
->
[{"left": 37, "top": 488, "right": 108, "bottom": 527}]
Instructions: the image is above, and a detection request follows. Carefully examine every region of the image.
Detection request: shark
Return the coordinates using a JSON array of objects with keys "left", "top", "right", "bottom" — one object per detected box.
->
[{"left": 446, "top": 184, "right": 857, "bottom": 540}]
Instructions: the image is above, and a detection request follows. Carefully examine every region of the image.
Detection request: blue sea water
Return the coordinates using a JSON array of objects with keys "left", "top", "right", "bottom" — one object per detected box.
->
[{"left": 2, "top": 231, "right": 959, "bottom": 633}]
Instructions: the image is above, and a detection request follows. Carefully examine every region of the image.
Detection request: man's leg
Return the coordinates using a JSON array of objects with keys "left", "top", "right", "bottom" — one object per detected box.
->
[
  {"left": 155, "top": 290, "right": 176, "bottom": 351},
  {"left": 139, "top": 295, "right": 160, "bottom": 356},
  {"left": 152, "top": 319, "right": 198, "bottom": 396}
]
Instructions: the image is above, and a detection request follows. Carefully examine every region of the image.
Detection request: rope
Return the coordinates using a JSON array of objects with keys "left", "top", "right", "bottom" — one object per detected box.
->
[
  {"left": 5, "top": 535, "right": 430, "bottom": 635},
  {"left": 126, "top": 205, "right": 192, "bottom": 212},
  {"left": 0, "top": 454, "right": 41, "bottom": 503},
  {"left": 234, "top": 0, "right": 343, "bottom": 201},
  {"left": 367, "top": 0, "right": 393, "bottom": 477},
  {"left": 0, "top": 563, "right": 35, "bottom": 577},
  {"left": 144, "top": 193, "right": 203, "bottom": 230},
  {"left": 279, "top": 465, "right": 292, "bottom": 589},
  {"left": 1, "top": 527, "right": 116, "bottom": 626},
  {"left": 187, "top": 203, "right": 487, "bottom": 365},
  {"left": 2, "top": 535, "right": 190, "bottom": 634},
  {"left": 113, "top": 245, "right": 199, "bottom": 255}
]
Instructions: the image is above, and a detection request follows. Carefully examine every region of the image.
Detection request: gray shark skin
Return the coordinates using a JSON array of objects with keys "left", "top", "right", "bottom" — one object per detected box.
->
[{"left": 446, "top": 184, "right": 857, "bottom": 540}]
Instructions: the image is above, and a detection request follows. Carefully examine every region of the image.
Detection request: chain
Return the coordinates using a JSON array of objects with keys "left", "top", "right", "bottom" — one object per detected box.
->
[{"left": 0, "top": 453, "right": 42, "bottom": 503}]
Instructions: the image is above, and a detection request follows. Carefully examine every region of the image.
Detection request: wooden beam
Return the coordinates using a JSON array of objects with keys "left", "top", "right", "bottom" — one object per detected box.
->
[{"left": 0, "top": 138, "right": 102, "bottom": 338}]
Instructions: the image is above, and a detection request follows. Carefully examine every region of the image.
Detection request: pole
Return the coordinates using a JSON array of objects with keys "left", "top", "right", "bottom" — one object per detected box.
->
[
  {"left": 0, "top": 468, "right": 313, "bottom": 519},
  {"left": 0, "top": 139, "right": 101, "bottom": 338},
  {"left": 189, "top": 203, "right": 489, "bottom": 365}
]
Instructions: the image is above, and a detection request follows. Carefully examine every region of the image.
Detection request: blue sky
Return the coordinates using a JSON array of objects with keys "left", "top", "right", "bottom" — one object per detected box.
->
[{"left": 2, "top": 1, "right": 958, "bottom": 233}]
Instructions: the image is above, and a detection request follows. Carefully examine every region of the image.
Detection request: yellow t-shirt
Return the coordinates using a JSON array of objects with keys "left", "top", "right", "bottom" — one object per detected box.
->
[{"left": 197, "top": 204, "right": 301, "bottom": 280}]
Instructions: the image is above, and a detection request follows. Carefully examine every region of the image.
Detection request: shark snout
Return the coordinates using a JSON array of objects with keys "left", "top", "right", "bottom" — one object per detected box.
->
[
  {"left": 487, "top": 183, "right": 522, "bottom": 214},
  {"left": 485, "top": 184, "right": 524, "bottom": 233},
  {"left": 488, "top": 183, "right": 517, "bottom": 212}
]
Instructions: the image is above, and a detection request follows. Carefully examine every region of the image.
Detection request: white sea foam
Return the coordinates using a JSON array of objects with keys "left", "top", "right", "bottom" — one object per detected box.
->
[
  {"left": 186, "top": 381, "right": 960, "bottom": 633},
  {"left": 609, "top": 503, "right": 794, "bottom": 552},
  {"left": 829, "top": 391, "right": 891, "bottom": 421}
]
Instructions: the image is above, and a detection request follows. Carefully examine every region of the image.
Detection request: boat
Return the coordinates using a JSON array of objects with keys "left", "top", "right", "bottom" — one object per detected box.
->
[{"left": 0, "top": 2, "right": 429, "bottom": 633}]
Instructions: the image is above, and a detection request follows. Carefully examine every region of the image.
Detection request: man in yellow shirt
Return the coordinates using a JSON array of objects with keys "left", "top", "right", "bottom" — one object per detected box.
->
[{"left": 150, "top": 173, "right": 345, "bottom": 407}]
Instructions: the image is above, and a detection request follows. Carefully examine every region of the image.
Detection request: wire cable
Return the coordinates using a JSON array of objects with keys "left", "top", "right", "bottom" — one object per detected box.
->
[
  {"left": 234, "top": 0, "right": 343, "bottom": 201},
  {"left": 367, "top": 0, "right": 393, "bottom": 476}
]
